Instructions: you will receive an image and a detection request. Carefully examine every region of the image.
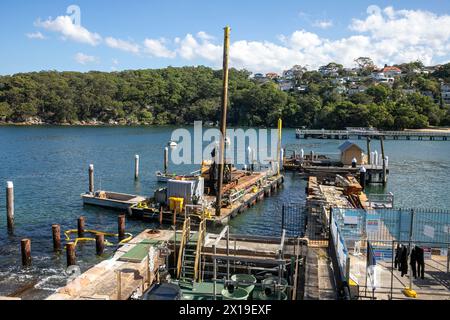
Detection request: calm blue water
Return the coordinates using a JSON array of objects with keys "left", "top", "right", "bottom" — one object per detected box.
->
[{"left": 0, "top": 126, "right": 449, "bottom": 298}]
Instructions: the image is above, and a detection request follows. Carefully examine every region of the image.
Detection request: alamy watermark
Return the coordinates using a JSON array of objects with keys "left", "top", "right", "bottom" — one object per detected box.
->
[
  {"left": 67, "top": 5, "right": 81, "bottom": 26},
  {"left": 169, "top": 122, "right": 281, "bottom": 166}
]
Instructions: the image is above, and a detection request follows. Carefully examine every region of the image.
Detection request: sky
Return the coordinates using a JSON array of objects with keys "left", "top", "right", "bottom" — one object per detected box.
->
[{"left": 1, "top": 0, "right": 450, "bottom": 75}]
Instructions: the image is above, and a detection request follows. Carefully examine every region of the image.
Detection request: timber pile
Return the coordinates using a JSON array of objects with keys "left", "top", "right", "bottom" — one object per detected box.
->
[
  {"left": 307, "top": 176, "right": 319, "bottom": 196},
  {"left": 336, "top": 174, "right": 363, "bottom": 196},
  {"left": 319, "top": 185, "right": 352, "bottom": 208}
]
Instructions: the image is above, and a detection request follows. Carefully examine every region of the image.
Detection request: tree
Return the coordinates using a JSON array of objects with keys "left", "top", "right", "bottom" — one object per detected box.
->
[
  {"left": 396, "top": 61, "right": 424, "bottom": 74},
  {"left": 291, "top": 65, "right": 307, "bottom": 80},
  {"left": 0, "top": 64, "right": 447, "bottom": 129},
  {"left": 366, "top": 84, "right": 392, "bottom": 103},
  {"left": 354, "top": 57, "right": 377, "bottom": 75},
  {"left": 13, "top": 102, "right": 38, "bottom": 122},
  {"left": 0, "top": 102, "right": 12, "bottom": 120},
  {"left": 432, "top": 63, "right": 450, "bottom": 82}
]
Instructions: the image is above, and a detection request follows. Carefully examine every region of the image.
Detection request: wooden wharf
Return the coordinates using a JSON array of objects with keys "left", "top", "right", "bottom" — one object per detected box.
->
[{"left": 296, "top": 129, "right": 450, "bottom": 141}]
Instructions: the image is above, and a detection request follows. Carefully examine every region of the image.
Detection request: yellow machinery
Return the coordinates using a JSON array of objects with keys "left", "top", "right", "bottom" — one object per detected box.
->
[{"left": 169, "top": 197, "right": 184, "bottom": 212}]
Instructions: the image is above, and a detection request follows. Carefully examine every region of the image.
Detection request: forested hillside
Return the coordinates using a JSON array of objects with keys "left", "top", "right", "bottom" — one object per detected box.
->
[{"left": 1, "top": 64, "right": 449, "bottom": 129}]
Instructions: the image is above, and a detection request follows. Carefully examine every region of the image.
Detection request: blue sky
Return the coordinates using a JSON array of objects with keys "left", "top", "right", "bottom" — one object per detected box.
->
[{"left": 1, "top": 0, "right": 450, "bottom": 75}]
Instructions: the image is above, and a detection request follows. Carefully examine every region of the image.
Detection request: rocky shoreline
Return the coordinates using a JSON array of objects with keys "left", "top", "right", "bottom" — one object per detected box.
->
[{"left": 0, "top": 117, "right": 156, "bottom": 126}]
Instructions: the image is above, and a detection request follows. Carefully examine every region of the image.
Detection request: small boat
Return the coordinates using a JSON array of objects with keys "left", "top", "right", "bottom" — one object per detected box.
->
[
  {"left": 81, "top": 191, "right": 146, "bottom": 210},
  {"left": 168, "top": 141, "right": 178, "bottom": 148},
  {"left": 156, "top": 169, "right": 202, "bottom": 183},
  {"left": 155, "top": 171, "right": 178, "bottom": 183}
]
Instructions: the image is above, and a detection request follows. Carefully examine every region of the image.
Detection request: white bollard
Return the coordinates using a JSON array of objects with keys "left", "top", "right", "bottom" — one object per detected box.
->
[
  {"left": 89, "top": 164, "right": 94, "bottom": 194},
  {"left": 6, "top": 181, "right": 14, "bottom": 232},
  {"left": 134, "top": 155, "right": 140, "bottom": 180}
]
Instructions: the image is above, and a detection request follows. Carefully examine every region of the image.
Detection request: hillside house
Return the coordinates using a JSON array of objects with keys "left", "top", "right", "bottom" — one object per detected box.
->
[
  {"left": 442, "top": 83, "right": 450, "bottom": 105},
  {"left": 279, "top": 80, "right": 294, "bottom": 92},
  {"left": 266, "top": 72, "right": 279, "bottom": 80},
  {"left": 381, "top": 66, "right": 402, "bottom": 77},
  {"left": 347, "top": 85, "right": 368, "bottom": 95},
  {"left": 319, "top": 65, "right": 340, "bottom": 77}
]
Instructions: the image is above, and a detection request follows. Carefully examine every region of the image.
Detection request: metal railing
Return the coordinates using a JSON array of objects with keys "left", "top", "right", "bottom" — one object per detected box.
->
[
  {"left": 332, "top": 207, "right": 450, "bottom": 245},
  {"left": 212, "top": 226, "right": 230, "bottom": 300},
  {"left": 176, "top": 217, "right": 191, "bottom": 279},
  {"left": 194, "top": 219, "right": 207, "bottom": 282},
  {"left": 367, "top": 193, "right": 394, "bottom": 208}
]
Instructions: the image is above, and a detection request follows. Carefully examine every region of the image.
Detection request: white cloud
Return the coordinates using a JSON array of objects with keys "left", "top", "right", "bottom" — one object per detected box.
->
[
  {"left": 26, "top": 31, "right": 46, "bottom": 40},
  {"left": 105, "top": 37, "right": 140, "bottom": 53},
  {"left": 197, "top": 31, "right": 215, "bottom": 41},
  {"left": 177, "top": 34, "right": 222, "bottom": 61},
  {"left": 348, "top": 6, "right": 450, "bottom": 66},
  {"left": 112, "top": 58, "right": 119, "bottom": 65},
  {"left": 168, "top": 6, "right": 450, "bottom": 72},
  {"left": 36, "top": 15, "right": 101, "bottom": 46},
  {"left": 143, "top": 38, "right": 176, "bottom": 58},
  {"left": 74, "top": 53, "right": 98, "bottom": 65},
  {"left": 313, "top": 20, "right": 333, "bottom": 29},
  {"left": 230, "top": 40, "right": 303, "bottom": 73},
  {"left": 31, "top": 6, "right": 450, "bottom": 73},
  {"left": 288, "top": 30, "right": 323, "bottom": 49}
]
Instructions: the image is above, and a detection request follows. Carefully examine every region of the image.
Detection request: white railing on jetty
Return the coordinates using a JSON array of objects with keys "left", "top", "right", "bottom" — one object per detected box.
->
[
  {"left": 295, "top": 129, "right": 450, "bottom": 138},
  {"left": 367, "top": 192, "right": 394, "bottom": 209}
]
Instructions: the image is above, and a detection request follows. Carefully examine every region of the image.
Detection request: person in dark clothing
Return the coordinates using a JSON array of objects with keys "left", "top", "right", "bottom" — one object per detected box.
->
[
  {"left": 410, "top": 246, "right": 425, "bottom": 279},
  {"left": 416, "top": 246, "right": 425, "bottom": 279},
  {"left": 410, "top": 246, "right": 418, "bottom": 278},
  {"left": 399, "top": 245, "right": 409, "bottom": 277},
  {"left": 394, "top": 244, "right": 401, "bottom": 269}
]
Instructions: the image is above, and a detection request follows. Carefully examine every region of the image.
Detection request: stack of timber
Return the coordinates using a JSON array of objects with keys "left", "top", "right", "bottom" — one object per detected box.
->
[{"left": 306, "top": 175, "right": 368, "bottom": 212}]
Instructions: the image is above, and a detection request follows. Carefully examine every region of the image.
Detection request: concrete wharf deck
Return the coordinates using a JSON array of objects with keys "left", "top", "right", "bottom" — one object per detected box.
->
[
  {"left": 349, "top": 253, "right": 450, "bottom": 300},
  {"left": 47, "top": 229, "right": 173, "bottom": 300},
  {"left": 47, "top": 228, "right": 308, "bottom": 300}
]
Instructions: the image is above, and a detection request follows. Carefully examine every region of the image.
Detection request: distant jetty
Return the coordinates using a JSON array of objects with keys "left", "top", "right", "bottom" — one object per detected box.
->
[{"left": 296, "top": 128, "right": 450, "bottom": 141}]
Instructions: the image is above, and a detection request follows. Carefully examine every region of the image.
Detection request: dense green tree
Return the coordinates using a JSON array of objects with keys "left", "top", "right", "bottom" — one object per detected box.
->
[
  {"left": 366, "top": 84, "right": 392, "bottom": 103},
  {"left": 0, "top": 64, "right": 448, "bottom": 129}
]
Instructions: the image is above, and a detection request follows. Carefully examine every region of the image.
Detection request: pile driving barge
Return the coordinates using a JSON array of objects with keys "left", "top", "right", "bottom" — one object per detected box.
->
[{"left": 82, "top": 159, "right": 284, "bottom": 226}]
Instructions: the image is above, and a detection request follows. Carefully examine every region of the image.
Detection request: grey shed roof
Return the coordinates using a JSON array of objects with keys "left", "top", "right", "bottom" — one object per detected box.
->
[{"left": 338, "top": 141, "right": 363, "bottom": 152}]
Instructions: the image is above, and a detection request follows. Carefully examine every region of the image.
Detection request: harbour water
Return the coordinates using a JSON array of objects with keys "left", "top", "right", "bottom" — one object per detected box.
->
[{"left": 0, "top": 126, "right": 449, "bottom": 299}]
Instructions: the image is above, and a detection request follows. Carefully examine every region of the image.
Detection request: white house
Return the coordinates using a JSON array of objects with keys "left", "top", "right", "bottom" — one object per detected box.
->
[
  {"left": 332, "top": 78, "right": 346, "bottom": 85},
  {"left": 319, "top": 65, "right": 340, "bottom": 77},
  {"left": 347, "top": 85, "right": 368, "bottom": 95},
  {"left": 381, "top": 66, "right": 402, "bottom": 77},
  {"left": 296, "top": 85, "right": 308, "bottom": 92},
  {"left": 371, "top": 72, "right": 386, "bottom": 80},
  {"left": 379, "top": 77, "right": 395, "bottom": 85},
  {"left": 441, "top": 83, "right": 450, "bottom": 105},
  {"left": 279, "top": 81, "right": 294, "bottom": 92},
  {"left": 282, "top": 69, "right": 295, "bottom": 80}
]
